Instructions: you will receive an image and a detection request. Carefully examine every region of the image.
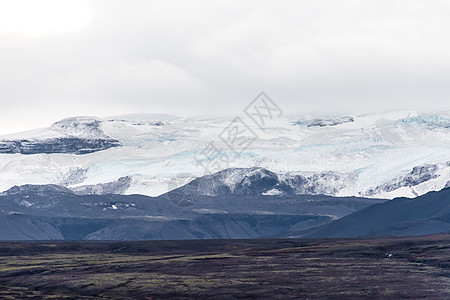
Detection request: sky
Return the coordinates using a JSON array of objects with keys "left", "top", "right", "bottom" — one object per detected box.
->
[{"left": 1, "top": 0, "right": 450, "bottom": 134}]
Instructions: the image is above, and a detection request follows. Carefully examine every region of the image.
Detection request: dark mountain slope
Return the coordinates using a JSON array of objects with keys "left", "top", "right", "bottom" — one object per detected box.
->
[
  {"left": 310, "top": 188, "right": 450, "bottom": 238},
  {"left": 0, "top": 183, "right": 383, "bottom": 240}
]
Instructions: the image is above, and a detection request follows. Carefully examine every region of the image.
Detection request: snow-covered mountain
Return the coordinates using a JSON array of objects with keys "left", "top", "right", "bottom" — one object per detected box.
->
[
  {"left": 164, "top": 167, "right": 357, "bottom": 199},
  {"left": 363, "top": 162, "right": 450, "bottom": 198},
  {"left": 0, "top": 111, "right": 449, "bottom": 198}
]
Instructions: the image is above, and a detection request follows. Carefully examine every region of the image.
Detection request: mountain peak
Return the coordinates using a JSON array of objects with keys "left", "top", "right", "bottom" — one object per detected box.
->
[
  {"left": 50, "top": 116, "right": 108, "bottom": 139},
  {"left": 0, "top": 184, "right": 74, "bottom": 196}
]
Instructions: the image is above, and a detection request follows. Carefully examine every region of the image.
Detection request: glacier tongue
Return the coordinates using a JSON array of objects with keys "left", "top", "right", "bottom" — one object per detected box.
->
[{"left": 363, "top": 162, "right": 450, "bottom": 199}]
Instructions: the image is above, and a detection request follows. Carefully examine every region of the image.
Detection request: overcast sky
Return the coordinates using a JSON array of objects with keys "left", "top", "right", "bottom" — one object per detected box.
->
[{"left": 1, "top": 0, "right": 450, "bottom": 134}]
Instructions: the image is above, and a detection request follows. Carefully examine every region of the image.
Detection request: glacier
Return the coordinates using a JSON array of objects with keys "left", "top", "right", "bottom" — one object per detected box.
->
[{"left": 0, "top": 111, "right": 449, "bottom": 199}]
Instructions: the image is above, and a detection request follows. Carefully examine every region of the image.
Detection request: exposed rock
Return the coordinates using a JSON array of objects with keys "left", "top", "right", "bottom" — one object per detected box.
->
[
  {"left": 301, "top": 116, "right": 354, "bottom": 127},
  {"left": 0, "top": 137, "right": 120, "bottom": 155}
]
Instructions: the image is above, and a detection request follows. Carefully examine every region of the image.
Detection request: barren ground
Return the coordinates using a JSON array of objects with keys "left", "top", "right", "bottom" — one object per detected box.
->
[{"left": 0, "top": 235, "right": 448, "bottom": 299}]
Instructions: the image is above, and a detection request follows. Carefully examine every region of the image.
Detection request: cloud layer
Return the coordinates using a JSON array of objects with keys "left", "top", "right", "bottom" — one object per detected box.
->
[{"left": 1, "top": 0, "right": 450, "bottom": 134}]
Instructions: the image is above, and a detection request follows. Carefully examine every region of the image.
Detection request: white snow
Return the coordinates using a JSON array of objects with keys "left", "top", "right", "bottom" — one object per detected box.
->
[
  {"left": 0, "top": 111, "right": 449, "bottom": 199},
  {"left": 262, "top": 188, "right": 283, "bottom": 196}
]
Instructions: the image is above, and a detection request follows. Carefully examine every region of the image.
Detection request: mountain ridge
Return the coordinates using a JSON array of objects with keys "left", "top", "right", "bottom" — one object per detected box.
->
[{"left": 307, "top": 187, "right": 450, "bottom": 238}]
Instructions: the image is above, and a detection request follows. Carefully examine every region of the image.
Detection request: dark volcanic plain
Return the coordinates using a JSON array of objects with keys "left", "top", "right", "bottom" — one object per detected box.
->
[{"left": 0, "top": 235, "right": 448, "bottom": 299}]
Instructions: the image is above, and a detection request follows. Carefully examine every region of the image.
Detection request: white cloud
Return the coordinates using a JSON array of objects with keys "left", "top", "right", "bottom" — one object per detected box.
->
[{"left": 0, "top": 0, "right": 450, "bottom": 134}]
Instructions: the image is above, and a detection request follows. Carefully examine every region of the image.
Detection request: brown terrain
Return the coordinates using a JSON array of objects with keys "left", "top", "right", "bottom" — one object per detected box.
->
[{"left": 0, "top": 234, "right": 448, "bottom": 299}]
